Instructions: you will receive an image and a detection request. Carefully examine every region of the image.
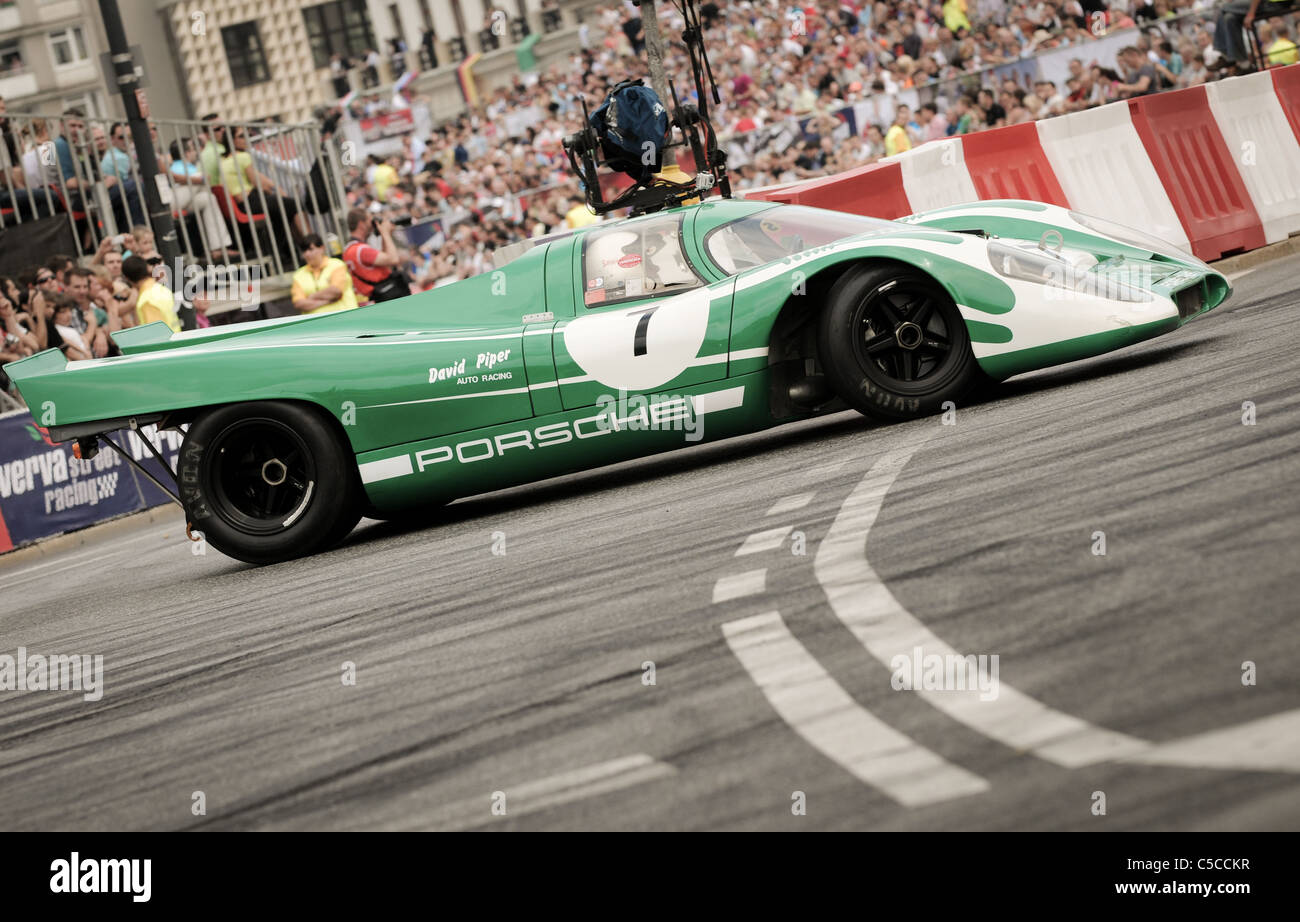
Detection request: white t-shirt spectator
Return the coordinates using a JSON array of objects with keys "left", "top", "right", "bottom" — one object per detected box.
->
[{"left": 55, "top": 323, "right": 87, "bottom": 353}]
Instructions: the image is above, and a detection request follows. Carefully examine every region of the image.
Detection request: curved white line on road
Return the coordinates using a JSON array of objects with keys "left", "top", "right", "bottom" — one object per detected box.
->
[
  {"left": 813, "top": 433, "right": 1151, "bottom": 768},
  {"left": 722, "top": 612, "right": 989, "bottom": 806},
  {"left": 1123, "top": 708, "right": 1300, "bottom": 774}
]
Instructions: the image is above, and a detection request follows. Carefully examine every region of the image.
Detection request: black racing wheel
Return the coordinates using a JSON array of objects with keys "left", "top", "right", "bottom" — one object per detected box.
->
[
  {"left": 178, "top": 401, "right": 361, "bottom": 564},
  {"left": 818, "top": 263, "right": 982, "bottom": 421}
]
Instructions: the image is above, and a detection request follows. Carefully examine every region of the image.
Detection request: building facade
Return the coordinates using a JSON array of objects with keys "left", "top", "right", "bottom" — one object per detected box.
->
[
  {"left": 0, "top": 0, "right": 111, "bottom": 116},
  {"left": 1, "top": 0, "right": 589, "bottom": 123}
]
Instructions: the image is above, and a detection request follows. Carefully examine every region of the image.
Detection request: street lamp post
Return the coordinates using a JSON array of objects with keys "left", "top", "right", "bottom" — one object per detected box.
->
[{"left": 98, "top": 0, "right": 194, "bottom": 330}]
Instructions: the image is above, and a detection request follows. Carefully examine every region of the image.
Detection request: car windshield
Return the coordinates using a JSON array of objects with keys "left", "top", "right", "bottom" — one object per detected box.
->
[{"left": 705, "top": 206, "right": 899, "bottom": 274}]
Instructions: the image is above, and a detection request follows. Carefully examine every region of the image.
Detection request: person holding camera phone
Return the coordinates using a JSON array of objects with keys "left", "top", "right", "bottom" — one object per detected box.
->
[{"left": 343, "top": 208, "right": 411, "bottom": 303}]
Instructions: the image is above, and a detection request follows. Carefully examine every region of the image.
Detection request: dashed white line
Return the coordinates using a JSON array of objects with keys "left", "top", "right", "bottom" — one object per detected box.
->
[
  {"left": 713, "top": 569, "right": 767, "bottom": 603},
  {"left": 426, "top": 755, "right": 676, "bottom": 831},
  {"left": 735, "top": 526, "right": 793, "bottom": 556},
  {"left": 722, "top": 612, "right": 989, "bottom": 806},
  {"left": 813, "top": 436, "right": 1150, "bottom": 768},
  {"left": 766, "top": 493, "right": 815, "bottom": 516}
]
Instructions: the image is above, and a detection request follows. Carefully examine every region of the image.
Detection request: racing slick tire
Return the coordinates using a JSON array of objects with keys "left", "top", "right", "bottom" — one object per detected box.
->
[
  {"left": 818, "top": 262, "right": 982, "bottom": 421},
  {"left": 178, "top": 401, "right": 362, "bottom": 564}
]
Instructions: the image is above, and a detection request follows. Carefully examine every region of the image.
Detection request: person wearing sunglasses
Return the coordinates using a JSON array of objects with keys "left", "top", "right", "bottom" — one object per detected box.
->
[
  {"left": 98, "top": 121, "right": 147, "bottom": 227},
  {"left": 27, "top": 266, "right": 61, "bottom": 334},
  {"left": 220, "top": 127, "right": 309, "bottom": 262},
  {"left": 291, "top": 234, "right": 357, "bottom": 315},
  {"left": 110, "top": 277, "right": 137, "bottom": 329}
]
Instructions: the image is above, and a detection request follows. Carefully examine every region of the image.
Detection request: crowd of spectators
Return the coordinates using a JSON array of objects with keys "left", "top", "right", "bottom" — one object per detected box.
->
[
  {"left": 0, "top": 232, "right": 204, "bottom": 404},
  {"left": 1, "top": 98, "right": 317, "bottom": 270},
  {"left": 330, "top": 0, "right": 1299, "bottom": 291}
]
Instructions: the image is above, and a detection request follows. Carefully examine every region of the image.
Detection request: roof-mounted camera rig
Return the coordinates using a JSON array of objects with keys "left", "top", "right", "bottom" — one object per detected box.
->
[{"left": 563, "top": 0, "right": 732, "bottom": 216}]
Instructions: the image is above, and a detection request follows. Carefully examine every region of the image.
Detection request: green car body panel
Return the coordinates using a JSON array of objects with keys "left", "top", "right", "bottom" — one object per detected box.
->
[{"left": 6, "top": 198, "right": 1230, "bottom": 515}]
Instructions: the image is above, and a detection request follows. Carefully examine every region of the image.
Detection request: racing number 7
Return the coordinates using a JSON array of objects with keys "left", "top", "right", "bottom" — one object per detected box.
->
[{"left": 630, "top": 306, "right": 658, "bottom": 357}]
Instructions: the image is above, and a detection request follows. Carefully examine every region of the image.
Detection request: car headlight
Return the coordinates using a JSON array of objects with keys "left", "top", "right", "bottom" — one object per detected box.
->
[
  {"left": 987, "top": 241, "right": 1152, "bottom": 303},
  {"left": 1068, "top": 211, "right": 1205, "bottom": 267}
]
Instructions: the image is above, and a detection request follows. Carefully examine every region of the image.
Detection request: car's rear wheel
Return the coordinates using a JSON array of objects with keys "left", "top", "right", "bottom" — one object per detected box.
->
[
  {"left": 179, "top": 401, "right": 361, "bottom": 564},
  {"left": 818, "top": 263, "right": 982, "bottom": 421}
]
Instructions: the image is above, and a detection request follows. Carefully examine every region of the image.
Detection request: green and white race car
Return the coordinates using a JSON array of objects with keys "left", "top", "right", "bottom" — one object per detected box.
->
[{"left": 7, "top": 198, "right": 1230, "bottom": 563}]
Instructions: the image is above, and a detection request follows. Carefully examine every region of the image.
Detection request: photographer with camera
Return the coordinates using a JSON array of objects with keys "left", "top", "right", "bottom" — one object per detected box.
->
[{"left": 342, "top": 208, "right": 410, "bottom": 303}]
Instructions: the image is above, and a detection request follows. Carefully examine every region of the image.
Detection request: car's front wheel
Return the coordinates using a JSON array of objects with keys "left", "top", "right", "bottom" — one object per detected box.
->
[
  {"left": 178, "top": 401, "right": 361, "bottom": 564},
  {"left": 818, "top": 263, "right": 982, "bottom": 421}
]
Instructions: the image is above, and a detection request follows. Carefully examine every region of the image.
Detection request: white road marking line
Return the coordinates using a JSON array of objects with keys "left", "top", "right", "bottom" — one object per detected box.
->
[
  {"left": 813, "top": 436, "right": 1150, "bottom": 768},
  {"left": 735, "top": 525, "right": 793, "bottom": 556},
  {"left": 713, "top": 569, "right": 767, "bottom": 603},
  {"left": 427, "top": 754, "right": 676, "bottom": 831},
  {"left": 766, "top": 493, "right": 815, "bottom": 516},
  {"left": 722, "top": 612, "right": 989, "bottom": 806},
  {"left": 1122, "top": 708, "right": 1300, "bottom": 774}
]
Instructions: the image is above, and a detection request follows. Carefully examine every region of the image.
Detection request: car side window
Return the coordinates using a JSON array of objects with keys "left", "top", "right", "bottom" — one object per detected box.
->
[{"left": 582, "top": 214, "right": 701, "bottom": 307}]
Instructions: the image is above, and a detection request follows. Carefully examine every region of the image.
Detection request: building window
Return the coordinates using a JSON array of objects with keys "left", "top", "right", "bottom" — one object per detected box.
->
[
  {"left": 0, "top": 39, "right": 24, "bottom": 75},
  {"left": 48, "top": 26, "right": 89, "bottom": 67},
  {"left": 221, "top": 21, "right": 270, "bottom": 88},
  {"left": 302, "top": 1, "right": 376, "bottom": 70}
]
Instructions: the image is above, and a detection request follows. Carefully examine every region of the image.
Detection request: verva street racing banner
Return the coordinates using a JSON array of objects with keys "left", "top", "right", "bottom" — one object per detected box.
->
[{"left": 0, "top": 410, "right": 179, "bottom": 553}]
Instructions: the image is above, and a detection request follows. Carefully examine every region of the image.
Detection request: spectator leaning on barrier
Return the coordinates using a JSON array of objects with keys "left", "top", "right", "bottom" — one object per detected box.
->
[
  {"left": 292, "top": 234, "right": 359, "bottom": 316},
  {"left": 122, "top": 255, "right": 180, "bottom": 333},
  {"left": 343, "top": 209, "right": 410, "bottom": 303}
]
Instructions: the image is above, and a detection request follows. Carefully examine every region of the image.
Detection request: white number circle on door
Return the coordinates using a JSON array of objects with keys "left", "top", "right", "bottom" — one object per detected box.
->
[{"left": 562, "top": 287, "right": 712, "bottom": 391}]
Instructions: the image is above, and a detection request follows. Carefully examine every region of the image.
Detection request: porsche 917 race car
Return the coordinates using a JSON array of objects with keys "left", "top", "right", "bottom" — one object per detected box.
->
[{"left": 7, "top": 198, "right": 1231, "bottom": 563}]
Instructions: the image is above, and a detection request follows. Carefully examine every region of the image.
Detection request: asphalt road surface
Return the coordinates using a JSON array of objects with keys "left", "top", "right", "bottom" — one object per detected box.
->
[{"left": 2, "top": 257, "right": 1298, "bottom": 831}]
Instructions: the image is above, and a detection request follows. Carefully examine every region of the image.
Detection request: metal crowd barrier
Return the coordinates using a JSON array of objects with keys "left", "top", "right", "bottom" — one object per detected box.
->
[{"left": 0, "top": 111, "right": 348, "bottom": 283}]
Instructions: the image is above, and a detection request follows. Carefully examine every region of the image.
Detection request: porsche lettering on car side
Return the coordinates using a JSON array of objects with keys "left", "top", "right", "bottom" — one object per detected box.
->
[{"left": 6, "top": 198, "right": 1231, "bottom": 563}]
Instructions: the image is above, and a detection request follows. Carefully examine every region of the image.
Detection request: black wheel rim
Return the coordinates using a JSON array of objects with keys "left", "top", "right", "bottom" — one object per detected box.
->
[
  {"left": 204, "top": 418, "right": 316, "bottom": 536},
  {"left": 849, "top": 277, "right": 962, "bottom": 393}
]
